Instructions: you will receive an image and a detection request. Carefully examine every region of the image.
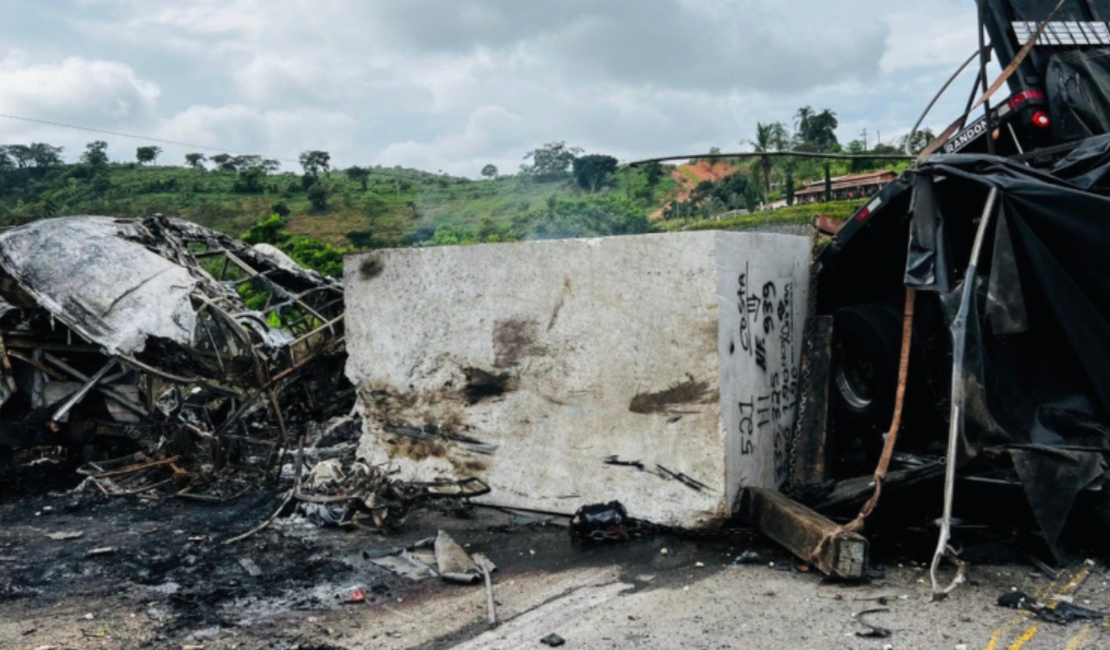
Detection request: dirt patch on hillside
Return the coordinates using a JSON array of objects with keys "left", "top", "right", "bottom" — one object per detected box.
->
[
  {"left": 650, "top": 160, "right": 742, "bottom": 221},
  {"left": 673, "top": 161, "right": 738, "bottom": 198}
]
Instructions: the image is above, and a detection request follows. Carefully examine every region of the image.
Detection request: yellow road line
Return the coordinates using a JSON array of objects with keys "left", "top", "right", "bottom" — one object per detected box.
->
[
  {"left": 982, "top": 571, "right": 1066, "bottom": 650},
  {"left": 1007, "top": 625, "right": 1038, "bottom": 650},
  {"left": 1058, "top": 564, "right": 1102, "bottom": 649},
  {"left": 1058, "top": 567, "right": 1092, "bottom": 597},
  {"left": 1040, "top": 571, "right": 1069, "bottom": 599},
  {"left": 983, "top": 565, "right": 1095, "bottom": 650},
  {"left": 1064, "top": 624, "right": 1095, "bottom": 650}
]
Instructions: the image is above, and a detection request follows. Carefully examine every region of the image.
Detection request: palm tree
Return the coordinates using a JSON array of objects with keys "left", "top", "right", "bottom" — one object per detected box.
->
[
  {"left": 794, "top": 106, "right": 815, "bottom": 140},
  {"left": 749, "top": 123, "right": 776, "bottom": 196},
  {"left": 809, "top": 109, "right": 840, "bottom": 150},
  {"left": 770, "top": 122, "right": 790, "bottom": 152}
]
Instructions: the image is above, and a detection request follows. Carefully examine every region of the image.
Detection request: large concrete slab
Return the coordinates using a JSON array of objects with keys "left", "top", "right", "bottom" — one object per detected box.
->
[{"left": 345, "top": 231, "right": 812, "bottom": 528}]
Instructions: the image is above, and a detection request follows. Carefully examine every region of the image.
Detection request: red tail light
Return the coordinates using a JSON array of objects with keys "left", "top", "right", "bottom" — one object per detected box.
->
[
  {"left": 855, "top": 198, "right": 882, "bottom": 223},
  {"left": 1032, "top": 111, "right": 1051, "bottom": 129},
  {"left": 1008, "top": 89, "right": 1046, "bottom": 110}
]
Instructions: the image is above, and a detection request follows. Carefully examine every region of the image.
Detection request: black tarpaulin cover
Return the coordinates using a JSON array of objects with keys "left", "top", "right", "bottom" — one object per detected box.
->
[
  {"left": 898, "top": 142, "right": 1110, "bottom": 550},
  {"left": 1047, "top": 48, "right": 1110, "bottom": 143}
]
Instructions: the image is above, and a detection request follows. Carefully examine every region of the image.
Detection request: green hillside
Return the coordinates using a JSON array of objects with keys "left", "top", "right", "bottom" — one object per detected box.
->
[
  {"left": 0, "top": 126, "right": 892, "bottom": 280},
  {"left": 0, "top": 155, "right": 681, "bottom": 250}
]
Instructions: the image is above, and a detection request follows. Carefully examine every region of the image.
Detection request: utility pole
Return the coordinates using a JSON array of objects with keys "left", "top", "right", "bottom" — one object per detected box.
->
[{"left": 861, "top": 128, "right": 869, "bottom": 151}]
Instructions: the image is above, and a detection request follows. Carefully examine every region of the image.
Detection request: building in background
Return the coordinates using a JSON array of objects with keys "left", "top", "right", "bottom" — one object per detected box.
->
[{"left": 795, "top": 170, "right": 897, "bottom": 204}]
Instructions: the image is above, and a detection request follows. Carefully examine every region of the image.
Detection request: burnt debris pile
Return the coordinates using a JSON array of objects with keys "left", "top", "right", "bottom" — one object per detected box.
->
[
  {"left": 0, "top": 215, "right": 350, "bottom": 499},
  {"left": 294, "top": 424, "right": 490, "bottom": 532}
]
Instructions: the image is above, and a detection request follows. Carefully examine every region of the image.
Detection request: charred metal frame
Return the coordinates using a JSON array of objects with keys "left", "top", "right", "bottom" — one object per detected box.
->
[{"left": 0, "top": 216, "right": 349, "bottom": 496}]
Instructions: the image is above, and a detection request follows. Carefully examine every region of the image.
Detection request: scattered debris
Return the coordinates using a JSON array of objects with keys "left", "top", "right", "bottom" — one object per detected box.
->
[
  {"left": 997, "top": 591, "right": 1105, "bottom": 625},
  {"left": 435, "top": 530, "right": 483, "bottom": 584},
  {"left": 334, "top": 587, "right": 367, "bottom": 604},
  {"left": 541, "top": 633, "right": 567, "bottom": 647},
  {"left": 364, "top": 531, "right": 494, "bottom": 588},
  {"left": 855, "top": 608, "right": 893, "bottom": 639},
  {"left": 45, "top": 531, "right": 84, "bottom": 540},
  {"left": 474, "top": 553, "right": 497, "bottom": 627},
  {"left": 370, "top": 550, "right": 439, "bottom": 581},
  {"left": 570, "top": 501, "right": 650, "bottom": 543},
  {"left": 362, "top": 544, "right": 406, "bottom": 560},
  {"left": 84, "top": 547, "right": 117, "bottom": 557},
  {"left": 238, "top": 557, "right": 262, "bottom": 577},
  {"left": 733, "top": 552, "right": 762, "bottom": 566}
]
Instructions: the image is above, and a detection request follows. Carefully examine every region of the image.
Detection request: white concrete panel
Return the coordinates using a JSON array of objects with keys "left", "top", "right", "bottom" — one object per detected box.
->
[
  {"left": 716, "top": 234, "right": 812, "bottom": 508},
  {"left": 345, "top": 232, "right": 812, "bottom": 529}
]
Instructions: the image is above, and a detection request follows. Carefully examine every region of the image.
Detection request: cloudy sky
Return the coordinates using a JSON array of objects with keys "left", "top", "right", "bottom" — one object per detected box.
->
[{"left": 0, "top": 0, "right": 987, "bottom": 177}]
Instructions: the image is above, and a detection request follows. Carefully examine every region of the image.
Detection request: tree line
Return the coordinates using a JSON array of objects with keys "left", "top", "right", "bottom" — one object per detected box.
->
[{"left": 0, "top": 105, "right": 930, "bottom": 239}]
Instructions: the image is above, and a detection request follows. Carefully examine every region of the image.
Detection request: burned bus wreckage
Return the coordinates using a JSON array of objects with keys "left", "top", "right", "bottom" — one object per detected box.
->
[{"left": 0, "top": 216, "right": 350, "bottom": 496}]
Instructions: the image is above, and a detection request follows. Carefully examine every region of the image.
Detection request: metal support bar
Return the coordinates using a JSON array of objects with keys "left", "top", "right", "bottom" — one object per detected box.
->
[
  {"left": 741, "top": 488, "right": 868, "bottom": 579},
  {"left": 0, "top": 333, "right": 18, "bottom": 395},
  {"left": 6, "top": 350, "right": 66, "bottom": 380},
  {"left": 978, "top": 0, "right": 995, "bottom": 156},
  {"left": 930, "top": 186, "right": 999, "bottom": 600},
  {"left": 43, "top": 353, "right": 149, "bottom": 417},
  {"left": 51, "top": 359, "right": 119, "bottom": 422}
]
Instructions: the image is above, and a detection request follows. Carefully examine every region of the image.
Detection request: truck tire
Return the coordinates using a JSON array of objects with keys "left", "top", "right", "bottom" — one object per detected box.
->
[{"left": 830, "top": 303, "right": 903, "bottom": 463}]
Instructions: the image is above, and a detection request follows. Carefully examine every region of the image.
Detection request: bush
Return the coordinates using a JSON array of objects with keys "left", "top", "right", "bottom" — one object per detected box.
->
[
  {"left": 360, "top": 194, "right": 389, "bottom": 217},
  {"left": 346, "top": 230, "right": 374, "bottom": 248},
  {"left": 242, "top": 214, "right": 291, "bottom": 245},
  {"left": 241, "top": 214, "right": 344, "bottom": 277},
  {"left": 282, "top": 236, "right": 344, "bottom": 277},
  {"left": 307, "top": 183, "right": 328, "bottom": 211}
]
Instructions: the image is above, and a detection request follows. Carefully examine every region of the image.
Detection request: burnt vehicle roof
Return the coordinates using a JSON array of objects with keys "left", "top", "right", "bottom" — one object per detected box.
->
[
  {"left": 0, "top": 217, "right": 203, "bottom": 355},
  {"left": 0, "top": 215, "right": 339, "bottom": 358}
]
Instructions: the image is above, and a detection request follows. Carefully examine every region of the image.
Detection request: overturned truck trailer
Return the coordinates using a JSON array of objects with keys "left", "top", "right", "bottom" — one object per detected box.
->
[
  {"left": 345, "top": 232, "right": 813, "bottom": 529},
  {"left": 0, "top": 216, "right": 348, "bottom": 485},
  {"left": 817, "top": 139, "right": 1110, "bottom": 571}
]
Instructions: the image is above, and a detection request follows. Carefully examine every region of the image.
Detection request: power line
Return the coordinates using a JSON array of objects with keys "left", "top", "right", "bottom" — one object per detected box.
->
[{"left": 0, "top": 112, "right": 300, "bottom": 164}]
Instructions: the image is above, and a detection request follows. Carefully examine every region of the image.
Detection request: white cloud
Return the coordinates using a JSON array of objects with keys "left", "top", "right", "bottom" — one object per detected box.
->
[
  {"left": 0, "top": 51, "right": 160, "bottom": 124},
  {"left": 12, "top": 1, "right": 989, "bottom": 173},
  {"left": 0, "top": 51, "right": 358, "bottom": 169},
  {"left": 881, "top": 3, "right": 980, "bottom": 73},
  {"left": 155, "top": 104, "right": 360, "bottom": 167},
  {"left": 0, "top": 51, "right": 162, "bottom": 161},
  {"left": 376, "top": 105, "right": 527, "bottom": 176}
]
